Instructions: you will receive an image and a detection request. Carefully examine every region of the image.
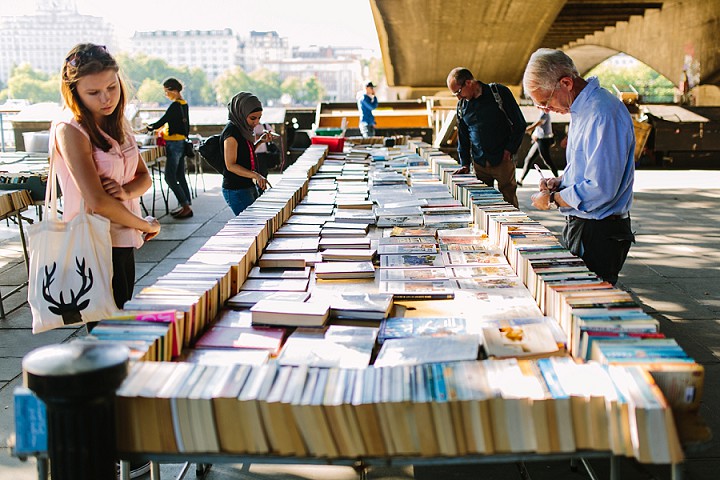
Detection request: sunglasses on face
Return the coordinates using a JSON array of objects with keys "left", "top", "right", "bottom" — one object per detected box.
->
[{"left": 65, "top": 45, "right": 109, "bottom": 68}]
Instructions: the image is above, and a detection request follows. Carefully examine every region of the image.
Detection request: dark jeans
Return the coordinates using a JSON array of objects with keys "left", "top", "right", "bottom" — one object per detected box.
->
[
  {"left": 223, "top": 186, "right": 259, "bottom": 215},
  {"left": 360, "top": 122, "right": 375, "bottom": 138},
  {"left": 561, "top": 215, "right": 634, "bottom": 285},
  {"left": 165, "top": 140, "right": 191, "bottom": 207},
  {"left": 519, "top": 138, "right": 558, "bottom": 182}
]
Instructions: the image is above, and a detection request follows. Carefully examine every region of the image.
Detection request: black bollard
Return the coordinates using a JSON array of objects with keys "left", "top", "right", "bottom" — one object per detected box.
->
[{"left": 22, "top": 339, "right": 129, "bottom": 480}]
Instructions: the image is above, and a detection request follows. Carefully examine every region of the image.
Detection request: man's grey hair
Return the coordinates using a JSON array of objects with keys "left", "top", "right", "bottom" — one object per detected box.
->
[{"left": 523, "top": 48, "right": 579, "bottom": 93}]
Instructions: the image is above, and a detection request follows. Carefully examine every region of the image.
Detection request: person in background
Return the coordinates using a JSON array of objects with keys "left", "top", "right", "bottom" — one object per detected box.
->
[
  {"left": 517, "top": 110, "right": 559, "bottom": 186},
  {"left": 253, "top": 121, "right": 279, "bottom": 177},
  {"left": 357, "top": 81, "right": 378, "bottom": 138},
  {"left": 221, "top": 92, "right": 270, "bottom": 215},
  {"left": 146, "top": 77, "right": 193, "bottom": 218},
  {"left": 447, "top": 67, "right": 526, "bottom": 207},
  {"left": 524, "top": 48, "right": 635, "bottom": 285},
  {"left": 55, "top": 43, "right": 159, "bottom": 478}
]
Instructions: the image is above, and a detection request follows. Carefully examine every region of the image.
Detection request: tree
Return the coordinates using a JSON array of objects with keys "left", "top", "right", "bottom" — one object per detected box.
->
[
  {"left": 249, "top": 69, "right": 282, "bottom": 105},
  {"left": 116, "top": 53, "right": 215, "bottom": 106},
  {"left": 5, "top": 64, "right": 59, "bottom": 103},
  {"left": 214, "top": 67, "right": 253, "bottom": 105},
  {"left": 136, "top": 78, "right": 166, "bottom": 104},
  {"left": 587, "top": 57, "right": 674, "bottom": 104},
  {"left": 299, "top": 76, "right": 324, "bottom": 105},
  {"left": 281, "top": 76, "right": 302, "bottom": 104}
]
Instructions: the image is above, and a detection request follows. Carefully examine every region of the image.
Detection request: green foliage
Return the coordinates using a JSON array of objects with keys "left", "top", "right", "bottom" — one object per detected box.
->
[
  {"left": 249, "top": 69, "right": 282, "bottom": 104},
  {"left": 136, "top": 78, "right": 166, "bottom": 104},
  {"left": 214, "top": 67, "right": 252, "bottom": 105},
  {"left": 280, "top": 76, "right": 302, "bottom": 104},
  {"left": 587, "top": 57, "right": 675, "bottom": 104},
  {"left": 116, "top": 53, "right": 215, "bottom": 106},
  {"left": 297, "top": 77, "right": 325, "bottom": 105},
  {"left": 6, "top": 64, "right": 60, "bottom": 103}
]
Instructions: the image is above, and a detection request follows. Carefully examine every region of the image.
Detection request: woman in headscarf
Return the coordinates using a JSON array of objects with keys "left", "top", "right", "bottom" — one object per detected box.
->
[{"left": 220, "top": 92, "right": 270, "bottom": 215}]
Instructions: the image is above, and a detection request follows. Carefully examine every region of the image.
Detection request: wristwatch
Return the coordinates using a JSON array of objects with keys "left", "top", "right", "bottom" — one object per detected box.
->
[{"left": 548, "top": 191, "right": 559, "bottom": 209}]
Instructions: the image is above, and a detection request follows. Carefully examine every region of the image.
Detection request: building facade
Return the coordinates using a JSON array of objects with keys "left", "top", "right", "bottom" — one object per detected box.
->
[
  {"left": 130, "top": 29, "right": 239, "bottom": 82},
  {"left": 264, "top": 57, "right": 363, "bottom": 102},
  {"left": 0, "top": 2, "right": 114, "bottom": 83},
  {"left": 238, "top": 31, "right": 291, "bottom": 73}
]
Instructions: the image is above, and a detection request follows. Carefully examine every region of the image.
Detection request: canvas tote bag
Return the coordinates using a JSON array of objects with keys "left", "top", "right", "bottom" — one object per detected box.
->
[{"left": 27, "top": 147, "right": 118, "bottom": 333}]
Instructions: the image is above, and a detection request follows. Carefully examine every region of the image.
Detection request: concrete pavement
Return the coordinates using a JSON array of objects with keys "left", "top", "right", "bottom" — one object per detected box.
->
[{"left": 1, "top": 168, "right": 719, "bottom": 480}]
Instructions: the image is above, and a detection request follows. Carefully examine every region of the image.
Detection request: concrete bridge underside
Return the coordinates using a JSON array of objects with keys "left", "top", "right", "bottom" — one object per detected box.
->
[{"left": 369, "top": 0, "right": 720, "bottom": 98}]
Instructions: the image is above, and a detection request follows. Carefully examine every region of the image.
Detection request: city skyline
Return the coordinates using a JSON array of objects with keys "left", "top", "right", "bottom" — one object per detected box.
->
[{"left": 1, "top": 0, "right": 382, "bottom": 55}]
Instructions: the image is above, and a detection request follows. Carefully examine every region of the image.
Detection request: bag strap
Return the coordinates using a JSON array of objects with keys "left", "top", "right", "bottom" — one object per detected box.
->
[
  {"left": 489, "top": 83, "right": 514, "bottom": 127},
  {"left": 45, "top": 128, "right": 60, "bottom": 222}
]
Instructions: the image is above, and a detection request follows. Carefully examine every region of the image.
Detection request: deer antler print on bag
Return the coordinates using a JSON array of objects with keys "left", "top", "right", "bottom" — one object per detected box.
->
[{"left": 41, "top": 257, "right": 95, "bottom": 325}]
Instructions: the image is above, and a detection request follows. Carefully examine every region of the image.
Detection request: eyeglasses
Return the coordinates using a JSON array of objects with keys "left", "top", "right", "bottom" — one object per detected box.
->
[
  {"left": 534, "top": 81, "right": 559, "bottom": 110},
  {"left": 452, "top": 81, "right": 465, "bottom": 97},
  {"left": 65, "top": 45, "right": 108, "bottom": 68}
]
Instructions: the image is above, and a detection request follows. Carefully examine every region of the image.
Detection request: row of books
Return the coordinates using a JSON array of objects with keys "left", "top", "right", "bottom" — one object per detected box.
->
[
  {"left": 434, "top": 151, "right": 705, "bottom": 416},
  {"left": 114, "top": 357, "right": 683, "bottom": 465},
  {"left": 86, "top": 141, "right": 696, "bottom": 465},
  {"left": 95, "top": 147, "right": 332, "bottom": 358},
  {"left": 0, "top": 188, "right": 33, "bottom": 217}
]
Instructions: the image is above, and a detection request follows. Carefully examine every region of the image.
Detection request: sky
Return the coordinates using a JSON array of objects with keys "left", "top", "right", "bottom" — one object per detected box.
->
[{"left": 1, "top": 0, "right": 382, "bottom": 55}]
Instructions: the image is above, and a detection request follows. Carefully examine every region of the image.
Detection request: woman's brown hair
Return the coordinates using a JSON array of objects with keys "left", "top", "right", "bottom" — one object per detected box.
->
[{"left": 60, "top": 43, "right": 127, "bottom": 152}]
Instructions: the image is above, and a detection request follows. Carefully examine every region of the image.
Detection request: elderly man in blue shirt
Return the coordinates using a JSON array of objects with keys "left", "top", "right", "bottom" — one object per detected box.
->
[{"left": 524, "top": 48, "right": 635, "bottom": 285}]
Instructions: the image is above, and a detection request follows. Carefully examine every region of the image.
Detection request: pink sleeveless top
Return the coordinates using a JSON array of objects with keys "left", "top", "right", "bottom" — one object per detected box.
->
[{"left": 52, "top": 113, "right": 144, "bottom": 248}]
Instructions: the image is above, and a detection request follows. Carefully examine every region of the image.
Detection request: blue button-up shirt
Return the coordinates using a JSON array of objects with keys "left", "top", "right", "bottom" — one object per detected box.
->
[{"left": 559, "top": 77, "right": 635, "bottom": 219}]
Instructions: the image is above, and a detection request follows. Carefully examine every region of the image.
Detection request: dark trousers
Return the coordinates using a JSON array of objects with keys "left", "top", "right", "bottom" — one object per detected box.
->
[
  {"left": 111, "top": 247, "right": 135, "bottom": 309},
  {"left": 472, "top": 155, "right": 519, "bottom": 208},
  {"left": 519, "top": 138, "right": 558, "bottom": 182},
  {"left": 561, "top": 215, "right": 634, "bottom": 285}
]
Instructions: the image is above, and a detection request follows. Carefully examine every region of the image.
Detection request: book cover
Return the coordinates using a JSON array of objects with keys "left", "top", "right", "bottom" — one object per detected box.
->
[
  {"left": 194, "top": 325, "right": 287, "bottom": 354},
  {"left": 314, "top": 261, "right": 376, "bottom": 279},
  {"left": 250, "top": 299, "right": 330, "bottom": 327},
  {"left": 378, "top": 316, "right": 467, "bottom": 343},
  {"left": 373, "top": 334, "right": 480, "bottom": 367},
  {"left": 379, "top": 280, "right": 455, "bottom": 300},
  {"left": 247, "top": 266, "right": 311, "bottom": 279},
  {"left": 226, "top": 290, "right": 310, "bottom": 309},
  {"left": 481, "top": 323, "right": 561, "bottom": 359},
  {"left": 380, "top": 253, "right": 444, "bottom": 269},
  {"left": 277, "top": 325, "right": 378, "bottom": 368},
  {"left": 13, "top": 387, "right": 48, "bottom": 455},
  {"left": 240, "top": 278, "right": 310, "bottom": 292},
  {"left": 378, "top": 267, "right": 448, "bottom": 282}
]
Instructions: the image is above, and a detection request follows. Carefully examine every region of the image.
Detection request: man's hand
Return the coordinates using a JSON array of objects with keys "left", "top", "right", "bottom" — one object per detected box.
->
[
  {"left": 531, "top": 190, "right": 552, "bottom": 210},
  {"left": 453, "top": 165, "right": 470, "bottom": 175},
  {"left": 502, "top": 149, "right": 512, "bottom": 163}
]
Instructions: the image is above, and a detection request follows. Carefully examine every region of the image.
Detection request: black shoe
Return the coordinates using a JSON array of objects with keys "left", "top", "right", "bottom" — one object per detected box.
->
[{"left": 174, "top": 208, "right": 194, "bottom": 219}]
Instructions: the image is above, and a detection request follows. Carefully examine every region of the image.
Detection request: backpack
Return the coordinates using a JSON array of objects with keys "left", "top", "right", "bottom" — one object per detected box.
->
[
  {"left": 198, "top": 134, "right": 225, "bottom": 173},
  {"left": 456, "top": 82, "right": 514, "bottom": 127}
]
